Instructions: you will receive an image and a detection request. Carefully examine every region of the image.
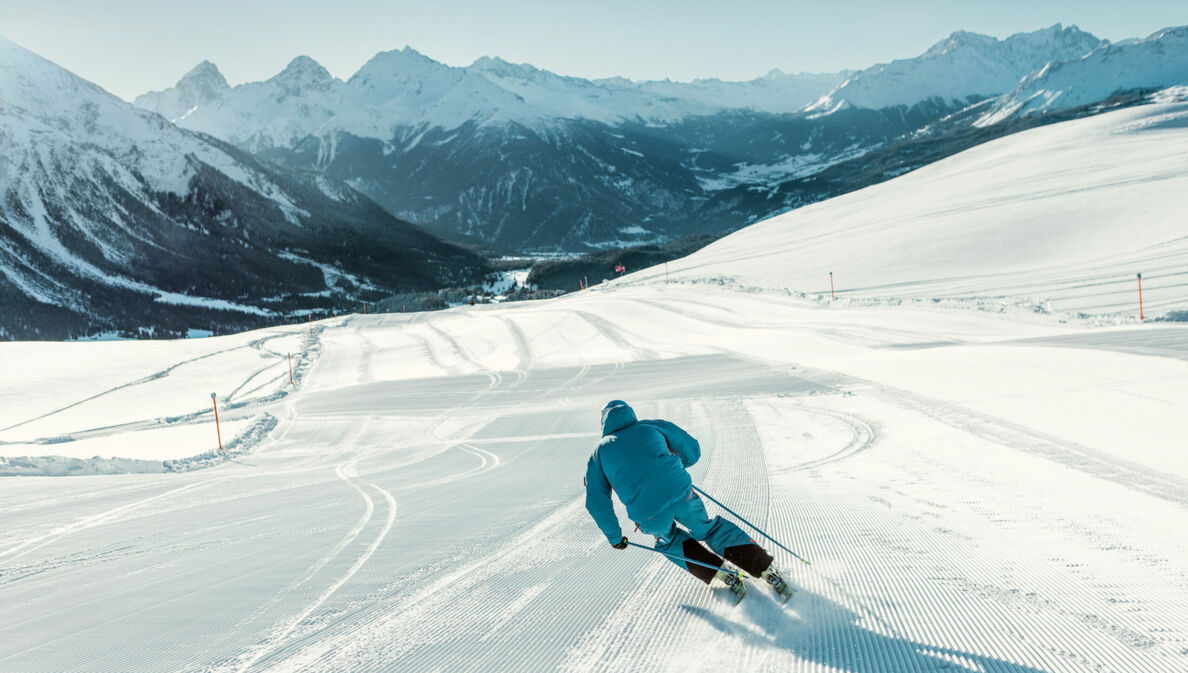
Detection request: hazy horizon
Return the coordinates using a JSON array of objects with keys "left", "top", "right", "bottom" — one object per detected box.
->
[{"left": 1, "top": 0, "right": 1184, "bottom": 100}]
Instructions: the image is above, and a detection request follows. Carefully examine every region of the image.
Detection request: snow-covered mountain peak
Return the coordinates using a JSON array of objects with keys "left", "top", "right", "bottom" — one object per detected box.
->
[
  {"left": 134, "top": 59, "right": 229, "bottom": 122},
  {"left": 806, "top": 25, "right": 1107, "bottom": 114},
  {"left": 468, "top": 55, "right": 537, "bottom": 78},
  {"left": 348, "top": 46, "right": 449, "bottom": 85},
  {"left": 0, "top": 35, "right": 129, "bottom": 128},
  {"left": 924, "top": 29, "right": 998, "bottom": 57},
  {"left": 999, "top": 24, "right": 1104, "bottom": 60},
  {"left": 178, "top": 59, "right": 229, "bottom": 92},
  {"left": 468, "top": 56, "right": 566, "bottom": 89},
  {"left": 977, "top": 25, "right": 1188, "bottom": 126},
  {"left": 1150, "top": 25, "right": 1188, "bottom": 41},
  {"left": 270, "top": 55, "right": 333, "bottom": 90}
]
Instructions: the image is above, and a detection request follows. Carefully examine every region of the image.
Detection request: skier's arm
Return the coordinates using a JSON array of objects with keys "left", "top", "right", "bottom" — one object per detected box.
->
[
  {"left": 584, "top": 453, "right": 622, "bottom": 544},
  {"left": 641, "top": 419, "right": 701, "bottom": 467}
]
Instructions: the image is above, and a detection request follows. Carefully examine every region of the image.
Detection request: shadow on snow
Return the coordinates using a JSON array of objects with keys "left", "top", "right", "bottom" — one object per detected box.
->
[{"left": 682, "top": 589, "right": 1051, "bottom": 673}]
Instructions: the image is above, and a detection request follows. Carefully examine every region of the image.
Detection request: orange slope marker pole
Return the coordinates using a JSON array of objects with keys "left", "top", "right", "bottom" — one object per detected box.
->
[
  {"left": 830, "top": 271, "right": 835, "bottom": 301},
  {"left": 211, "top": 393, "right": 224, "bottom": 453},
  {"left": 288, "top": 353, "right": 294, "bottom": 385},
  {"left": 1138, "top": 273, "right": 1144, "bottom": 321}
]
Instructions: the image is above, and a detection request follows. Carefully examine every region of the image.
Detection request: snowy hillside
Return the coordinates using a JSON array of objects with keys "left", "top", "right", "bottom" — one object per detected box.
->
[
  {"left": 977, "top": 26, "right": 1188, "bottom": 125},
  {"left": 805, "top": 24, "right": 1105, "bottom": 113},
  {"left": 0, "top": 36, "right": 489, "bottom": 339},
  {"left": 2, "top": 97, "right": 1186, "bottom": 672},
  {"left": 643, "top": 103, "right": 1188, "bottom": 318}
]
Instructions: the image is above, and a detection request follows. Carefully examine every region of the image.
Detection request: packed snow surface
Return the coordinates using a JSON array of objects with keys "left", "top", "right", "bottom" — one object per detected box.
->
[{"left": 1, "top": 103, "right": 1186, "bottom": 672}]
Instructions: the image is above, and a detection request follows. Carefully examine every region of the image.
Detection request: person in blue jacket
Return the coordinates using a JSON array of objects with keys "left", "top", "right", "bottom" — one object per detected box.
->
[{"left": 584, "top": 400, "right": 792, "bottom": 600}]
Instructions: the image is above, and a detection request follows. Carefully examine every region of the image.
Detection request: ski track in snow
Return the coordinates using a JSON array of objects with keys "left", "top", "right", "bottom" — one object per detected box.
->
[
  {"left": 1, "top": 285, "right": 1187, "bottom": 672},
  {"left": 5, "top": 102, "right": 1188, "bottom": 671}
]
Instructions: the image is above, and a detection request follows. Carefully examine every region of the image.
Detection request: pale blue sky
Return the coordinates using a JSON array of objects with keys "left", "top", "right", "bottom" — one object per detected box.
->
[{"left": 1, "top": 0, "right": 1184, "bottom": 100}]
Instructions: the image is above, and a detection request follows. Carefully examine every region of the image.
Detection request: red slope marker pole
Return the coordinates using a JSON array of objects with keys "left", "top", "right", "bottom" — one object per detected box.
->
[
  {"left": 830, "top": 271, "right": 835, "bottom": 301},
  {"left": 288, "top": 353, "right": 294, "bottom": 385},
  {"left": 665, "top": 262, "right": 670, "bottom": 284},
  {"left": 308, "top": 314, "right": 313, "bottom": 337},
  {"left": 211, "top": 393, "right": 224, "bottom": 454},
  {"left": 1137, "top": 273, "right": 1144, "bottom": 321}
]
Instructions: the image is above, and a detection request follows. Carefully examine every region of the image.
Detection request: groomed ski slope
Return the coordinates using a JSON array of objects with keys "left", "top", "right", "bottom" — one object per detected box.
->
[{"left": 1, "top": 103, "right": 1187, "bottom": 673}]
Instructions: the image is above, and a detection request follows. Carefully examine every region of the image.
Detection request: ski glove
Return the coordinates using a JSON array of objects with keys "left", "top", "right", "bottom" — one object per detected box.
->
[{"left": 612, "top": 536, "right": 629, "bottom": 550}]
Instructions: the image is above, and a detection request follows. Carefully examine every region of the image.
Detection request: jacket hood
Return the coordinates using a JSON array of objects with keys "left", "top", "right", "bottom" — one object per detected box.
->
[{"left": 601, "top": 400, "right": 637, "bottom": 435}]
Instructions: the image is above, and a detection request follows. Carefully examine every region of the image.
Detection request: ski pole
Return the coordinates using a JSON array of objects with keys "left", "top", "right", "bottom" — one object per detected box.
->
[
  {"left": 692, "top": 485, "right": 811, "bottom": 566},
  {"left": 626, "top": 541, "right": 739, "bottom": 576}
]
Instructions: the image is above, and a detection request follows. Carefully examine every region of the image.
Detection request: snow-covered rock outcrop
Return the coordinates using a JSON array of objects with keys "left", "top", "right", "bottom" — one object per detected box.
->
[
  {"left": 806, "top": 24, "right": 1106, "bottom": 113},
  {"left": 976, "top": 26, "right": 1188, "bottom": 125}
]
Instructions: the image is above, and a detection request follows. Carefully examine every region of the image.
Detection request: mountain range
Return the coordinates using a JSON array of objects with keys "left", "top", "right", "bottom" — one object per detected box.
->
[
  {"left": 133, "top": 24, "right": 1187, "bottom": 250},
  {"left": 2, "top": 23, "right": 1186, "bottom": 339},
  {"left": 0, "top": 36, "right": 489, "bottom": 340}
]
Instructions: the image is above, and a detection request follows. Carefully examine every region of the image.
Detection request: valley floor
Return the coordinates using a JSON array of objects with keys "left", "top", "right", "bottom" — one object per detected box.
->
[{"left": 1, "top": 284, "right": 1186, "bottom": 672}]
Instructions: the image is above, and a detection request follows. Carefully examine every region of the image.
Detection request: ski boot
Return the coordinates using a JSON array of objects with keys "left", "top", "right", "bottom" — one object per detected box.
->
[
  {"left": 761, "top": 567, "right": 795, "bottom": 603},
  {"left": 715, "top": 569, "right": 747, "bottom": 604}
]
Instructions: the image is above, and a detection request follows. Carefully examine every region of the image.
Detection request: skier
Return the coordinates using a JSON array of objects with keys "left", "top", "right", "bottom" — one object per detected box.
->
[{"left": 584, "top": 400, "right": 793, "bottom": 602}]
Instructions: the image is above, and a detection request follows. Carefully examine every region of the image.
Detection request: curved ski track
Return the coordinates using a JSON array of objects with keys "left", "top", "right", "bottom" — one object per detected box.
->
[{"left": 3, "top": 300, "right": 1187, "bottom": 673}]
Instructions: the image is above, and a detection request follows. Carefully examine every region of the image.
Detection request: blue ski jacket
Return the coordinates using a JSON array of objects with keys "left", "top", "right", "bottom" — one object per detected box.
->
[{"left": 585, "top": 400, "right": 701, "bottom": 543}]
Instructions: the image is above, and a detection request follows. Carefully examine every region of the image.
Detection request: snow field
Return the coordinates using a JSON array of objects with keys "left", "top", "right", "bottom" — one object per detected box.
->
[
  {"left": 0, "top": 323, "right": 315, "bottom": 461},
  {"left": 0, "top": 418, "right": 256, "bottom": 464},
  {"left": 624, "top": 103, "right": 1188, "bottom": 319},
  {"left": 1, "top": 286, "right": 1186, "bottom": 671}
]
